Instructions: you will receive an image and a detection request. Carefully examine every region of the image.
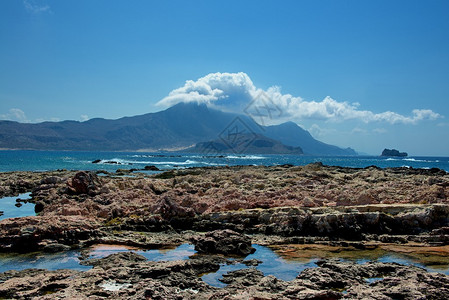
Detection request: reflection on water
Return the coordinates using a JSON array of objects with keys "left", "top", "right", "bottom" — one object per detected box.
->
[
  {"left": 0, "top": 244, "right": 196, "bottom": 273},
  {"left": 0, "top": 193, "right": 35, "bottom": 220},
  {"left": 0, "top": 243, "right": 448, "bottom": 287},
  {"left": 88, "top": 243, "right": 196, "bottom": 261},
  {"left": 270, "top": 244, "right": 449, "bottom": 276},
  {"left": 201, "top": 245, "right": 317, "bottom": 288},
  {"left": 0, "top": 250, "right": 91, "bottom": 273}
]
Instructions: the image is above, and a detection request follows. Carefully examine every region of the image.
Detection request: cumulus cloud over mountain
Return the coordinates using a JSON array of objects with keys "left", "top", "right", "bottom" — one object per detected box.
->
[{"left": 157, "top": 72, "right": 442, "bottom": 125}]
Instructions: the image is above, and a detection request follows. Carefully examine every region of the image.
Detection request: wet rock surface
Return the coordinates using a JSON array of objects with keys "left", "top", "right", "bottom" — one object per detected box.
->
[
  {"left": 0, "top": 254, "right": 448, "bottom": 299},
  {"left": 192, "top": 229, "right": 255, "bottom": 256}
]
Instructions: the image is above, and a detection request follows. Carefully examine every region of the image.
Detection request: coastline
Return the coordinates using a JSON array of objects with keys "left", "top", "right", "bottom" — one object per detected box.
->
[{"left": 0, "top": 164, "right": 448, "bottom": 298}]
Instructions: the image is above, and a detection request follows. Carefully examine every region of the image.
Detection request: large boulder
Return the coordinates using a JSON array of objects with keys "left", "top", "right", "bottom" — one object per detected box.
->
[
  {"left": 192, "top": 229, "right": 255, "bottom": 256},
  {"left": 66, "top": 171, "right": 101, "bottom": 196}
]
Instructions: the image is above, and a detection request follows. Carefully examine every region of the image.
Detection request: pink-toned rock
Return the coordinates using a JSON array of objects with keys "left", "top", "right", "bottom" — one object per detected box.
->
[{"left": 66, "top": 171, "right": 101, "bottom": 196}]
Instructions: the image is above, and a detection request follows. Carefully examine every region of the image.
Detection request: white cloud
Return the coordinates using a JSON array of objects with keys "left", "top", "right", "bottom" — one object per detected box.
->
[
  {"left": 80, "top": 115, "right": 89, "bottom": 122},
  {"left": 23, "top": 0, "right": 51, "bottom": 14},
  {"left": 308, "top": 124, "right": 337, "bottom": 138},
  {"left": 373, "top": 128, "right": 387, "bottom": 134},
  {"left": 35, "top": 117, "right": 61, "bottom": 123},
  {"left": 1, "top": 109, "right": 62, "bottom": 123},
  {"left": 157, "top": 72, "right": 443, "bottom": 125},
  {"left": 158, "top": 72, "right": 255, "bottom": 112},
  {"left": 351, "top": 127, "right": 368, "bottom": 134},
  {"left": 1, "top": 108, "right": 29, "bottom": 122}
]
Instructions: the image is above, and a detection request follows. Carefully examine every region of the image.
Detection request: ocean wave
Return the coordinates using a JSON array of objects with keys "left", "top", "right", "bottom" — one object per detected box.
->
[
  {"left": 201, "top": 162, "right": 227, "bottom": 166},
  {"left": 129, "top": 154, "right": 182, "bottom": 158},
  {"left": 403, "top": 158, "right": 429, "bottom": 162},
  {"left": 386, "top": 158, "right": 433, "bottom": 163},
  {"left": 225, "top": 155, "right": 266, "bottom": 159},
  {"left": 96, "top": 158, "right": 200, "bottom": 165},
  {"left": 99, "top": 158, "right": 133, "bottom": 164},
  {"left": 137, "top": 160, "right": 200, "bottom": 165}
]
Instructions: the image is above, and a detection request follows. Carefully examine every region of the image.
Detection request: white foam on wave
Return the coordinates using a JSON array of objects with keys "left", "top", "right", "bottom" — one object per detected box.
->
[
  {"left": 403, "top": 158, "right": 428, "bottom": 162},
  {"left": 99, "top": 158, "right": 132, "bottom": 164},
  {"left": 144, "top": 160, "right": 200, "bottom": 165},
  {"left": 386, "top": 157, "right": 433, "bottom": 163},
  {"left": 201, "top": 162, "right": 227, "bottom": 166},
  {"left": 225, "top": 155, "right": 266, "bottom": 159},
  {"left": 95, "top": 158, "right": 200, "bottom": 165}
]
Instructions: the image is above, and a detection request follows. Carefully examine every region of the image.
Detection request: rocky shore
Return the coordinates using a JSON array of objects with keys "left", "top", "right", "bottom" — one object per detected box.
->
[
  {"left": 1, "top": 250, "right": 448, "bottom": 299},
  {"left": 0, "top": 164, "right": 448, "bottom": 298}
]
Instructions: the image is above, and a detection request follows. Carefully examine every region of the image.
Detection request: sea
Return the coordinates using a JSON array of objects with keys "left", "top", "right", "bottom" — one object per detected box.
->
[{"left": 0, "top": 150, "right": 448, "bottom": 173}]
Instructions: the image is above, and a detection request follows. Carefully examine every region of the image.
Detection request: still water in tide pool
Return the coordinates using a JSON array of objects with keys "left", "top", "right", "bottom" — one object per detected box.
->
[
  {"left": 0, "top": 244, "right": 448, "bottom": 288},
  {"left": 0, "top": 193, "right": 35, "bottom": 221},
  {"left": 0, "top": 244, "right": 196, "bottom": 273}
]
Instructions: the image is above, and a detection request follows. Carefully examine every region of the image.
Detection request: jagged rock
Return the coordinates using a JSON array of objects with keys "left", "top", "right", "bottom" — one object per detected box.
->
[
  {"left": 0, "top": 216, "right": 100, "bottom": 252},
  {"left": 40, "top": 176, "right": 61, "bottom": 185},
  {"left": 151, "top": 196, "right": 195, "bottom": 220},
  {"left": 144, "top": 165, "right": 160, "bottom": 171},
  {"left": 192, "top": 229, "right": 255, "bottom": 256},
  {"left": 43, "top": 243, "right": 71, "bottom": 253},
  {"left": 0, "top": 255, "right": 448, "bottom": 299},
  {"left": 66, "top": 171, "right": 101, "bottom": 196}
]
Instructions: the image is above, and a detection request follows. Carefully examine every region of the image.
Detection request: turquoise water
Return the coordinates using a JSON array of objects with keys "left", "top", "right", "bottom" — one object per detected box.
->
[
  {"left": 1, "top": 150, "right": 448, "bottom": 172},
  {"left": 0, "top": 193, "right": 35, "bottom": 220}
]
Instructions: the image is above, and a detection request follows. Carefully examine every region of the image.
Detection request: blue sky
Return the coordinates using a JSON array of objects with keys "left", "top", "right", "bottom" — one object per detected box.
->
[{"left": 1, "top": 0, "right": 448, "bottom": 155}]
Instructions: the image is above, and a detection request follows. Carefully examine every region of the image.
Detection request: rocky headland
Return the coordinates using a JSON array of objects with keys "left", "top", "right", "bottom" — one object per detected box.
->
[{"left": 0, "top": 164, "right": 448, "bottom": 298}]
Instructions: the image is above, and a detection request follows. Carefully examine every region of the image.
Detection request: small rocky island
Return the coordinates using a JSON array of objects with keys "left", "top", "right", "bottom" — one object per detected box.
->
[{"left": 381, "top": 148, "right": 408, "bottom": 157}]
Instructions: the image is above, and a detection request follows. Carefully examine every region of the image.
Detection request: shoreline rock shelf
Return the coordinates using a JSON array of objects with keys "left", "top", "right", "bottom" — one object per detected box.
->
[{"left": 0, "top": 164, "right": 448, "bottom": 298}]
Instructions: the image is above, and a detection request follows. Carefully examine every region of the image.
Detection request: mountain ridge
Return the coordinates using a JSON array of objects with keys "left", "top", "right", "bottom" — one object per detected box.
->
[
  {"left": 0, "top": 102, "right": 357, "bottom": 155},
  {"left": 184, "top": 134, "right": 304, "bottom": 155}
]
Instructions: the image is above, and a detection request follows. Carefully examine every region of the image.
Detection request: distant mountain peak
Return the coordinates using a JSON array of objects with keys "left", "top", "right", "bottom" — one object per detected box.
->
[
  {"left": 0, "top": 102, "right": 357, "bottom": 155},
  {"left": 169, "top": 101, "right": 208, "bottom": 110}
]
